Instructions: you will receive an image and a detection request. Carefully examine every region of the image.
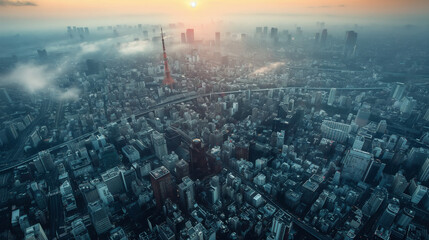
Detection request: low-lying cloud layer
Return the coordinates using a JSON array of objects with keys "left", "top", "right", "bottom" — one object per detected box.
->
[
  {"left": 0, "top": 0, "right": 37, "bottom": 6},
  {"left": 251, "top": 62, "right": 285, "bottom": 75},
  {"left": 0, "top": 63, "right": 79, "bottom": 101}
]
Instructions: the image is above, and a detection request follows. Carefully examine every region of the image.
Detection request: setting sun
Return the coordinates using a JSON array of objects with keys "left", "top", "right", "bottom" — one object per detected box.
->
[{"left": 190, "top": 1, "right": 197, "bottom": 8}]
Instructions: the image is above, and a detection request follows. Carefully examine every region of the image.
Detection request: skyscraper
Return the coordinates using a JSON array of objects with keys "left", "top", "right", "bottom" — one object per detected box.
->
[
  {"left": 327, "top": 88, "right": 336, "bottom": 106},
  {"left": 377, "top": 201, "right": 400, "bottom": 229},
  {"left": 152, "top": 131, "right": 168, "bottom": 160},
  {"left": 355, "top": 105, "right": 371, "bottom": 127},
  {"left": 150, "top": 166, "right": 175, "bottom": 208},
  {"left": 189, "top": 138, "right": 209, "bottom": 179},
  {"left": 215, "top": 32, "right": 220, "bottom": 46},
  {"left": 24, "top": 223, "right": 48, "bottom": 240},
  {"left": 88, "top": 201, "right": 113, "bottom": 235},
  {"left": 181, "top": 32, "right": 186, "bottom": 43},
  {"left": 186, "top": 28, "right": 194, "bottom": 43},
  {"left": 178, "top": 176, "right": 195, "bottom": 211},
  {"left": 320, "top": 29, "right": 327, "bottom": 47},
  {"left": 344, "top": 30, "right": 357, "bottom": 57},
  {"left": 418, "top": 158, "right": 429, "bottom": 182},
  {"left": 342, "top": 149, "right": 372, "bottom": 182},
  {"left": 392, "top": 82, "right": 405, "bottom": 100}
]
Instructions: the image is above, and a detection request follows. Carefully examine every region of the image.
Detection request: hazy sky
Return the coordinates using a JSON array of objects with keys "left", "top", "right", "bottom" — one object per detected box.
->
[{"left": 1, "top": 0, "right": 429, "bottom": 31}]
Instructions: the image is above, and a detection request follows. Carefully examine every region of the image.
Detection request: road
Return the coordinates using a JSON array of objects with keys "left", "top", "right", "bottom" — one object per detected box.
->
[{"left": 0, "top": 86, "right": 386, "bottom": 174}]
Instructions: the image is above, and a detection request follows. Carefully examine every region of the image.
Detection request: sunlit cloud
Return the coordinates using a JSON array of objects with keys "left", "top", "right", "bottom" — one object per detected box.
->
[
  {"left": 118, "top": 40, "right": 153, "bottom": 55},
  {"left": 251, "top": 62, "right": 285, "bottom": 75},
  {"left": 0, "top": 63, "right": 79, "bottom": 101},
  {"left": 0, "top": 0, "right": 36, "bottom": 7}
]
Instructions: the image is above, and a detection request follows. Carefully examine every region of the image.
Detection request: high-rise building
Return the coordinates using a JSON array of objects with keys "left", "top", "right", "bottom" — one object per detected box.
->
[
  {"left": 88, "top": 201, "right": 113, "bottom": 235},
  {"left": 181, "top": 32, "right": 186, "bottom": 43},
  {"left": 175, "top": 159, "right": 189, "bottom": 180},
  {"left": 101, "top": 167, "right": 125, "bottom": 195},
  {"left": 24, "top": 223, "right": 48, "bottom": 240},
  {"left": 189, "top": 138, "right": 209, "bottom": 179},
  {"left": 392, "top": 171, "right": 409, "bottom": 195},
  {"left": 411, "top": 185, "right": 427, "bottom": 204},
  {"left": 38, "top": 150, "right": 55, "bottom": 172},
  {"left": 342, "top": 149, "right": 372, "bottom": 182},
  {"left": 71, "top": 218, "right": 91, "bottom": 240},
  {"left": 344, "top": 30, "right": 358, "bottom": 57},
  {"left": 418, "top": 158, "right": 429, "bottom": 182},
  {"left": 215, "top": 32, "right": 220, "bottom": 46},
  {"left": 320, "top": 120, "right": 351, "bottom": 143},
  {"left": 186, "top": 29, "right": 194, "bottom": 43},
  {"left": 377, "top": 202, "right": 400, "bottom": 229},
  {"left": 362, "top": 187, "right": 387, "bottom": 217},
  {"left": 396, "top": 208, "right": 414, "bottom": 228},
  {"left": 327, "top": 88, "right": 336, "bottom": 106},
  {"left": 377, "top": 120, "right": 387, "bottom": 134},
  {"left": 98, "top": 144, "right": 120, "bottom": 171},
  {"left": 122, "top": 145, "right": 140, "bottom": 162},
  {"left": 150, "top": 166, "right": 175, "bottom": 208},
  {"left": 355, "top": 105, "right": 371, "bottom": 127},
  {"left": 152, "top": 131, "right": 168, "bottom": 160},
  {"left": 178, "top": 176, "right": 195, "bottom": 211},
  {"left": 320, "top": 29, "right": 327, "bottom": 46},
  {"left": 392, "top": 82, "right": 405, "bottom": 100},
  {"left": 271, "top": 212, "right": 292, "bottom": 240}
]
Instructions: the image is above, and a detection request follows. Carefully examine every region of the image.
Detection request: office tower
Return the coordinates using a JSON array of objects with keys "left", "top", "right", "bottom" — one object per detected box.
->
[
  {"left": 38, "top": 150, "right": 55, "bottom": 172},
  {"left": 411, "top": 185, "right": 427, "bottom": 204},
  {"left": 186, "top": 28, "right": 194, "bottom": 43},
  {"left": 79, "top": 181, "right": 100, "bottom": 204},
  {"left": 175, "top": 159, "right": 189, "bottom": 180},
  {"left": 263, "top": 26, "right": 268, "bottom": 36},
  {"left": 320, "top": 29, "right": 327, "bottom": 46},
  {"left": 270, "top": 27, "right": 278, "bottom": 43},
  {"left": 99, "top": 147, "right": 119, "bottom": 170},
  {"left": 344, "top": 30, "right": 358, "bottom": 57},
  {"left": 152, "top": 131, "right": 168, "bottom": 160},
  {"left": 327, "top": 88, "right": 336, "bottom": 105},
  {"left": 362, "top": 187, "right": 387, "bottom": 217},
  {"left": 355, "top": 105, "right": 371, "bottom": 127},
  {"left": 353, "top": 135, "right": 365, "bottom": 150},
  {"left": 392, "top": 171, "right": 409, "bottom": 195},
  {"left": 101, "top": 167, "right": 125, "bottom": 195},
  {"left": 377, "top": 202, "right": 400, "bottom": 229},
  {"left": 215, "top": 32, "right": 220, "bottom": 46},
  {"left": 209, "top": 130, "right": 223, "bottom": 147},
  {"left": 71, "top": 218, "right": 91, "bottom": 240},
  {"left": 377, "top": 120, "right": 387, "bottom": 134},
  {"left": 160, "top": 28, "right": 175, "bottom": 87},
  {"left": 277, "top": 131, "right": 285, "bottom": 148},
  {"left": 150, "top": 166, "right": 175, "bottom": 208},
  {"left": 208, "top": 176, "right": 220, "bottom": 205},
  {"left": 24, "top": 223, "right": 48, "bottom": 240},
  {"left": 122, "top": 145, "right": 140, "bottom": 162},
  {"left": 396, "top": 208, "right": 414, "bottom": 228},
  {"left": 342, "top": 149, "right": 372, "bottom": 182},
  {"left": 120, "top": 167, "right": 137, "bottom": 192},
  {"left": 178, "top": 176, "right": 195, "bottom": 211},
  {"left": 161, "top": 151, "right": 179, "bottom": 172},
  {"left": 109, "top": 227, "right": 128, "bottom": 240},
  {"left": 88, "top": 201, "right": 113, "bottom": 235},
  {"left": 363, "top": 159, "right": 384, "bottom": 184},
  {"left": 314, "top": 32, "right": 320, "bottom": 43},
  {"left": 393, "top": 82, "right": 405, "bottom": 100},
  {"left": 271, "top": 212, "right": 292, "bottom": 240},
  {"left": 386, "top": 135, "right": 398, "bottom": 150},
  {"left": 400, "top": 97, "right": 416, "bottom": 114},
  {"left": 235, "top": 140, "right": 249, "bottom": 160},
  {"left": 407, "top": 147, "right": 429, "bottom": 169},
  {"left": 189, "top": 138, "right": 209, "bottom": 179},
  {"left": 0, "top": 88, "right": 12, "bottom": 105},
  {"left": 181, "top": 32, "right": 186, "bottom": 43},
  {"left": 320, "top": 120, "right": 351, "bottom": 143},
  {"left": 419, "top": 158, "right": 429, "bottom": 182},
  {"left": 255, "top": 27, "right": 262, "bottom": 37}
]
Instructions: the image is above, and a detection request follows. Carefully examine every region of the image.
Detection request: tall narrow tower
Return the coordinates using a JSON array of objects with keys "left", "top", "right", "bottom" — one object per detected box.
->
[{"left": 161, "top": 28, "right": 174, "bottom": 87}]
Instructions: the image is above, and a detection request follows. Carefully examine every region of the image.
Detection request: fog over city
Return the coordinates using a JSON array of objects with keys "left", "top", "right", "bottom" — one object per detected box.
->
[{"left": 1, "top": 0, "right": 429, "bottom": 240}]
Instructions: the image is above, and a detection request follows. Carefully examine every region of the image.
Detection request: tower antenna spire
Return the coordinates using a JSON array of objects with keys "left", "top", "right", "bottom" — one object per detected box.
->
[{"left": 161, "top": 28, "right": 174, "bottom": 88}]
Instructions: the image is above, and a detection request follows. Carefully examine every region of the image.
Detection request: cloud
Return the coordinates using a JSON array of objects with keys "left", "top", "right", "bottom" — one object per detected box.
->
[
  {"left": 118, "top": 40, "right": 153, "bottom": 55},
  {"left": 0, "top": 0, "right": 37, "bottom": 6},
  {"left": 0, "top": 63, "right": 79, "bottom": 101},
  {"left": 251, "top": 62, "right": 285, "bottom": 75},
  {"left": 308, "top": 5, "right": 346, "bottom": 9}
]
